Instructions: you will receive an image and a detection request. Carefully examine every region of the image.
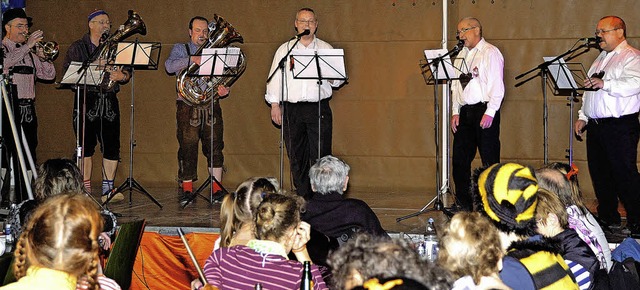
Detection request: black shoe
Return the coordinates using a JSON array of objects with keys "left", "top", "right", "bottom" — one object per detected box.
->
[
  {"left": 212, "top": 190, "right": 226, "bottom": 203},
  {"left": 179, "top": 191, "right": 196, "bottom": 208}
]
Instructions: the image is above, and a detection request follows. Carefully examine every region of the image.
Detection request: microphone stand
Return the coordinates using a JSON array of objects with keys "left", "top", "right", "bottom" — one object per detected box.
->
[
  {"left": 397, "top": 43, "right": 462, "bottom": 222},
  {"left": 515, "top": 40, "right": 594, "bottom": 164},
  {"left": 266, "top": 34, "right": 305, "bottom": 189}
]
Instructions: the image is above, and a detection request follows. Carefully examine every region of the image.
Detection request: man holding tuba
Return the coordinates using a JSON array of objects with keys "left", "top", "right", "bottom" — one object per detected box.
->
[
  {"left": 165, "top": 16, "right": 230, "bottom": 207},
  {"left": 2, "top": 8, "right": 56, "bottom": 177},
  {"left": 63, "top": 9, "right": 131, "bottom": 202}
]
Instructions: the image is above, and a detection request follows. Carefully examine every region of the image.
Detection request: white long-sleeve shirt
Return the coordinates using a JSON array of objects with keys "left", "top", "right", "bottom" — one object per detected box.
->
[
  {"left": 265, "top": 36, "right": 343, "bottom": 104},
  {"left": 578, "top": 40, "right": 640, "bottom": 121},
  {"left": 451, "top": 38, "right": 505, "bottom": 117}
]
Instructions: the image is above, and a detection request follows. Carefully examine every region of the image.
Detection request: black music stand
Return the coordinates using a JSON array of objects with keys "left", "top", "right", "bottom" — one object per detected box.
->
[
  {"left": 543, "top": 57, "right": 590, "bottom": 164},
  {"left": 397, "top": 49, "right": 466, "bottom": 222},
  {"left": 290, "top": 48, "right": 347, "bottom": 159},
  {"left": 59, "top": 62, "right": 107, "bottom": 208},
  {"left": 103, "top": 40, "right": 162, "bottom": 208},
  {"left": 515, "top": 40, "right": 594, "bottom": 164},
  {"left": 182, "top": 47, "right": 242, "bottom": 207}
]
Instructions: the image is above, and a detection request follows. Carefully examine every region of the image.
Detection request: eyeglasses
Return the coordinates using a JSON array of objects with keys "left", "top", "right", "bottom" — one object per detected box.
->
[
  {"left": 90, "top": 20, "right": 112, "bottom": 26},
  {"left": 456, "top": 26, "right": 477, "bottom": 36},
  {"left": 10, "top": 24, "right": 28, "bottom": 30},
  {"left": 296, "top": 19, "right": 317, "bottom": 25},
  {"left": 595, "top": 28, "right": 620, "bottom": 35}
]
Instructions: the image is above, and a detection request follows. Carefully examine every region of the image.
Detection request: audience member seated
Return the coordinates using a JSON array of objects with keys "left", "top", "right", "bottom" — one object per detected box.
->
[
  {"left": 303, "top": 155, "right": 387, "bottom": 239},
  {"left": 535, "top": 188, "right": 609, "bottom": 289},
  {"left": 0, "top": 194, "right": 104, "bottom": 290},
  {"left": 216, "top": 176, "right": 280, "bottom": 250},
  {"left": 438, "top": 211, "right": 511, "bottom": 290},
  {"left": 473, "top": 163, "right": 579, "bottom": 290},
  {"left": 537, "top": 163, "right": 612, "bottom": 271},
  {"left": 197, "top": 194, "right": 328, "bottom": 289},
  {"left": 327, "top": 233, "right": 453, "bottom": 290},
  {"left": 9, "top": 159, "right": 116, "bottom": 248}
]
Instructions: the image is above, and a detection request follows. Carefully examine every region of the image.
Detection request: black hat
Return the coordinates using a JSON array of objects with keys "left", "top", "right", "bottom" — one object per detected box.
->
[{"left": 2, "top": 8, "right": 32, "bottom": 27}]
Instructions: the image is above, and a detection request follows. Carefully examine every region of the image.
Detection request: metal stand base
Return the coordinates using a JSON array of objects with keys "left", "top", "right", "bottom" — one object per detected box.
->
[
  {"left": 105, "top": 177, "right": 163, "bottom": 208},
  {"left": 396, "top": 190, "right": 456, "bottom": 222},
  {"left": 181, "top": 176, "right": 228, "bottom": 208}
]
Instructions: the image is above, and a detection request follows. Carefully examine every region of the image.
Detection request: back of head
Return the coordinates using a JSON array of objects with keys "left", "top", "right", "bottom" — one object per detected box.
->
[
  {"left": 438, "top": 212, "right": 503, "bottom": 284},
  {"left": 309, "top": 155, "right": 350, "bottom": 195},
  {"left": 254, "top": 193, "right": 303, "bottom": 242},
  {"left": 220, "top": 177, "right": 279, "bottom": 247},
  {"left": 541, "top": 163, "right": 588, "bottom": 213},
  {"left": 14, "top": 193, "right": 102, "bottom": 289},
  {"left": 34, "top": 158, "right": 83, "bottom": 202},
  {"left": 476, "top": 163, "right": 539, "bottom": 237},
  {"left": 535, "top": 188, "right": 569, "bottom": 229},
  {"left": 353, "top": 277, "right": 430, "bottom": 290},
  {"left": 328, "top": 233, "right": 453, "bottom": 290}
]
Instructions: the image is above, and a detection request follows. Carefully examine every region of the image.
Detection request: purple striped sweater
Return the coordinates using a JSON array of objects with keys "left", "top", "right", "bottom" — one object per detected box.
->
[{"left": 202, "top": 245, "right": 328, "bottom": 290}]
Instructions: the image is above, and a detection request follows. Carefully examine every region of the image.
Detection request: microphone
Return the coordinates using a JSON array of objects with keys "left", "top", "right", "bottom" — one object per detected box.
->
[
  {"left": 582, "top": 36, "right": 601, "bottom": 47},
  {"left": 447, "top": 39, "right": 465, "bottom": 58},
  {"left": 100, "top": 31, "right": 110, "bottom": 43},
  {"left": 292, "top": 29, "right": 311, "bottom": 39}
]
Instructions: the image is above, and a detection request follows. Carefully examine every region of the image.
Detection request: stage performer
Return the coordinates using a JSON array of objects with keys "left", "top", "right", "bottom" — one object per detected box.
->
[
  {"left": 450, "top": 17, "right": 504, "bottom": 211},
  {"left": 165, "top": 16, "right": 230, "bottom": 207},
  {"left": 1, "top": 8, "right": 55, "bottom": 185},
  {"left": 265, "top": 7, "right": 344, "bottom": 199},
  {"left": 575, "top": 15, "right": 640, "bottom": 236},
  {"left": 63, "top": 9, "right": 130, "bottom": 203}
]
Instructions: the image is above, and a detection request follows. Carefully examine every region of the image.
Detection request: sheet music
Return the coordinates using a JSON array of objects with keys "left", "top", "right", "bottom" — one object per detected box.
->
[
  {"left": 114, "top": 42, "right": 153, "bottom": 65},
  {"left": 199, "top": 47, "right": 241, "bottom": 76},
  {"left": 291, "top": 48, "right": 346, "bottom": 79},
  {"left": 424, "top": 49, "right": 457, "bottom": 80},
  {"left": 60, "top": 61, "right": 102, "bottom": 86},
  {"left": 543, "top": 57, "right": 579, "bottom": 90}
]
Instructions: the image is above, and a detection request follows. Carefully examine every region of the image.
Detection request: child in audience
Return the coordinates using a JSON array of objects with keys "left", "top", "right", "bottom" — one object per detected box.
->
[{"left": 438, "top": 212, "right": 511, "bottom": 290}]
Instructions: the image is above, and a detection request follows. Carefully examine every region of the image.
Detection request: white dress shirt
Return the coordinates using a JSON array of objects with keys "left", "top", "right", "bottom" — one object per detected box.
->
[
  {"left": 578, "top": 40, "right": 640, "bottom": 121},
  {"left": 451, "top": 38, "right": 505, "bottom": 117},
  {"left": 265, "top": 36, "right": 344, "bottom": 104}
]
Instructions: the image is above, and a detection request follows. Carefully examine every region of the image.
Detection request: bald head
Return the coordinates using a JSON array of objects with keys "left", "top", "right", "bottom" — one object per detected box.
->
[
  {"left": 535, "top": 168, "right": 572, "bottom": 207},
  {"left": 457, "top": 17, "right": 483, "bottom": 49}
]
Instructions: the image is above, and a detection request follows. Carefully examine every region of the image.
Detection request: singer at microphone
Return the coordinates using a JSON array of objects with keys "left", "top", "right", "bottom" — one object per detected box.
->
[
  {"left": 265, "top": 8, "right": 346, "bottom": 199},
  {"left": 574, "top": 16, "right": 640, "bottom": 238}
]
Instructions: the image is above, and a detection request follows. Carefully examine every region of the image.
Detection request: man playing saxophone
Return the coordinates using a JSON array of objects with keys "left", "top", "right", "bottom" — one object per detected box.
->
[
  {"left": 2, "top": 8, "right": 56, "bottom": 182},
  {"left": 165, "top": 16, "right": 230, "bottom": 207},
  {"left": 63, "top": 9, "right": 130, "bottom": 202}
]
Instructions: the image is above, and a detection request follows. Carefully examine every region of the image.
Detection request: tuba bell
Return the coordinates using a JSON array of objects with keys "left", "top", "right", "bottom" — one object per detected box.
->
[
  {"left": 97, "top": 10, "right": 147, "bottom": 90},
  {"left": 176, "top": 14, "right": 247, "bottom": 106}
]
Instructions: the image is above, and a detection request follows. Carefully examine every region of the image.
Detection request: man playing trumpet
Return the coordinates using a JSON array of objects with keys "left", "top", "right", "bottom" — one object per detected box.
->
[
  {"left": 2, "top": 8, "right": 56, "bottom": 188},
  {"left": 63, "top": 9, "right": 130, "bottom": 202}
]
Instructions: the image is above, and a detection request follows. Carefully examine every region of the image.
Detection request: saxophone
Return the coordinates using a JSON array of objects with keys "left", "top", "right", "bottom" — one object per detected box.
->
[{"left": 176, "top": 14, "right": 246, "bottom": 106}]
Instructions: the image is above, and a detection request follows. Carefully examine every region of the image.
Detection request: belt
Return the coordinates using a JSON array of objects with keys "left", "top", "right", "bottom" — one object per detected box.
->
[
  {"left": 463, "top": 102, "right": 487, "bottom": 108},
  {"left": 588, "top": 113, "right": 639, "bottom": 125},
  {"left": 10, "top": 66, "right": 34, "bottom": 75},
  {"left": 18, "top": 99, "right": 33, "bottom": 105}
]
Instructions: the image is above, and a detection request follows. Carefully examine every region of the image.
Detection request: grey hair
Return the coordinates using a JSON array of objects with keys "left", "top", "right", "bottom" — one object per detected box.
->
[{"left": 309, "top": 155, "right": 350, "bottom": 195}]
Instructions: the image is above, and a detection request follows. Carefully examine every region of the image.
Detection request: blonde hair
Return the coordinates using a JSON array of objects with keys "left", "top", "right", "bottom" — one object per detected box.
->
[
  {"left": 438, "top": 212, "right": 503, "bottom": 284},
  {"left": 535, "top": 188, "right": 569, "bottom": 229},
  {"left": 219, "top": 177, "right": 278, "bottom": 247},
  {"left": 254, "top": 194, "right": 304, "bottom": 242},
  {"left": 13, "top": 193, "right": 103, "bottom": 289}
]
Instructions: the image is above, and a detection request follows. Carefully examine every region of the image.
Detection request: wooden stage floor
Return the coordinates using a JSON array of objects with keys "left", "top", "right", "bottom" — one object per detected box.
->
[{"left": 103, "top": 186, "right": 446, "bottom": 235}]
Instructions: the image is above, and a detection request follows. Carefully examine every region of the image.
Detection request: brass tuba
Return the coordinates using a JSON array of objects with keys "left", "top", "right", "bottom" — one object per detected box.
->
[
  {"left": 98, "top": 10, "right": 147, "bottom": 90},
  {"left": 176, "top": 14, "right": 247, "bottom": 106}
]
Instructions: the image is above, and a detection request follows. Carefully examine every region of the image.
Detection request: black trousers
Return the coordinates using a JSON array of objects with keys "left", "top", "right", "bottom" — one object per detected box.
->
[
  {"left": 283, "top": 99, "right": 332, "bottom": 199},
  {"left": 1, "top": 98, "right": 37, "bottom": 170},
  {"left": 586, "top": 113, "right": 640, "bottom": 226},
  {"left": 452, "top": 103, "right": 501, "bottom": 210}
]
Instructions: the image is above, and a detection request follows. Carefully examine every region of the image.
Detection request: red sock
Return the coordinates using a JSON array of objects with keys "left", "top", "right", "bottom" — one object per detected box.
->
[
  {"left": 182, "top": 181, "right": 193, "bottom": 192},
  {"left": 213, "top": 182, "right": 222, "bottom": 192}
]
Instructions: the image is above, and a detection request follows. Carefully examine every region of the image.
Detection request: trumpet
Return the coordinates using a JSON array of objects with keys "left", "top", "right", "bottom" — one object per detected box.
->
[{"left": 23, "top": 32, "right": 59, "bottom": 61}]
